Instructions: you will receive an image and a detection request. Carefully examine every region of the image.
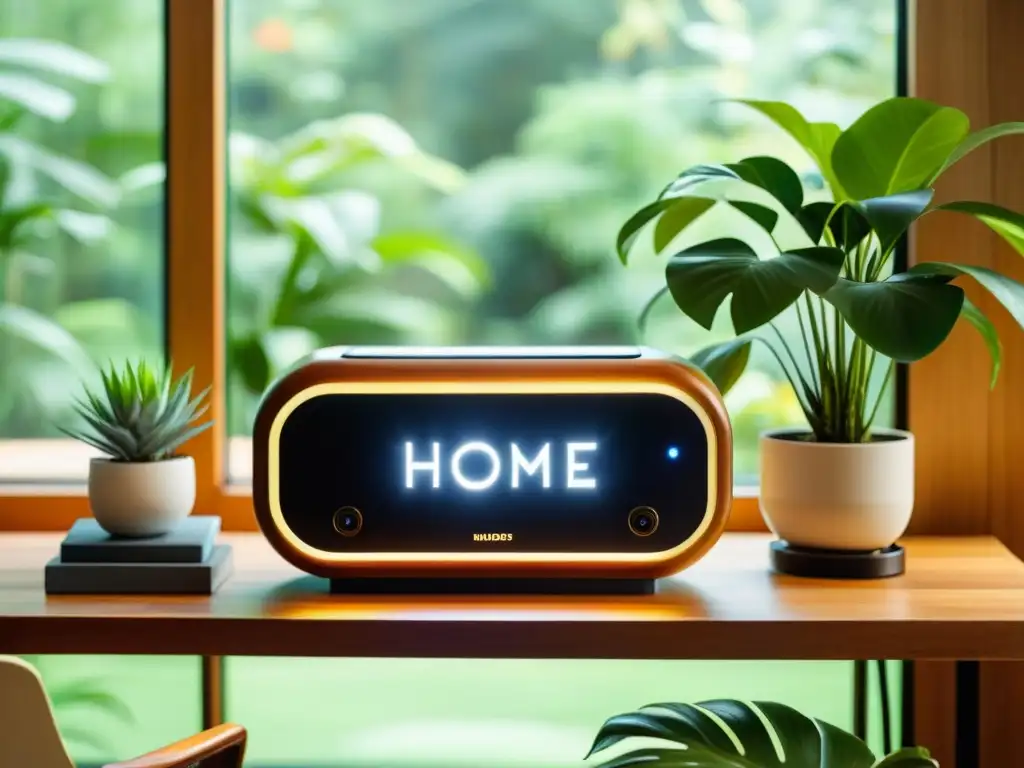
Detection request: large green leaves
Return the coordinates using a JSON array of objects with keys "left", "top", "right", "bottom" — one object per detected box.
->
[
  {"left": 936, "top": 200, "right": 1024, "bottom": 255},
  {"left": 617, "top": 197, "right": 712, "bottom": 263},
  {"left": 0, "top": 39, "right": 109, "bottom": 83},
  {"left": 832, "top": 97, "right": 970, "bottom": 200},
  {"left": 933, "top": 121, "right": 1024, "bottom": 181},
  {"left": 960, "top": 296, "right": 1003, "bottom": 388},
  {"left": 0, "top": 73, "right": 76, "bottom": 122},
  {"left": 733, "top": 100, "right": 845, "bottom": 199},
  {"left": 620, "top": 195, "right": 778, "bottom": 263},
  {"left": 0, "top": 302, "right": 92, "bottom": 370},
  {"left": 874, "top": 748, "right": 941, "bottom": 768},
  {"left": 660, "top": 164, "right": 740, "bottom": 199},
  {"left": 585, "top": 699, "right": 886, "bottom": 768},
  {"left": 823, "top": 273, "right": 965, "bottom": 361},
  {"left": 852, "top": 189, "right": 934, "bottom": 254},
  {"left": 797, "top": 191, "right": 933, "bottom": 254},
  {"left": 728, "top": 156, "right": 804, "bottom": 213},
  {"left": 369, "top": 231, "right": 491, "bottom": 297},
  {"left": 796, "top": 201, "right": 870, "bottom": 249},
  {"left": 0, "top": 39, "right": 109, "bottom": 122},
  {"left": 909, "top": 261, "right": 1024, "bottom": 387},
  {"left": 666, "top": 238, "right": 844, "bottom": 333},
  {"left": 652, "top": 197, "right": 717, "bottom": 253},
  {"left": 688, "top": 339, "right": 752, "bottom": 397}
]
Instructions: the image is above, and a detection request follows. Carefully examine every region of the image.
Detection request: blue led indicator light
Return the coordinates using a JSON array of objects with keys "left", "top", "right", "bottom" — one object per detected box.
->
[{"left": 667, "top": 446, "right": 680, "bottom": 460}]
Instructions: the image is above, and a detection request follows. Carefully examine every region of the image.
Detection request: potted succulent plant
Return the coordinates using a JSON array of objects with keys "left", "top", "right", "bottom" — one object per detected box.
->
[
  {"left": 60, "top": 360, "right": 213, "bottom": 537},
  {"left": 617, "top": 96, "right": 1024, "bottom": 556},
  {"left": 586, "top": 698, "right": 936, "bottom": 767}
]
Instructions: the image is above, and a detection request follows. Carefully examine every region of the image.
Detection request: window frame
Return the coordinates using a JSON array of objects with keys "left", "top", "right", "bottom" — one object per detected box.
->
[
  {"left": 0, "top": 0, "right": 772, "bottom": 531},
  {"left": 5, "top": 1, "right": 1024, "bottom": 762},
  {"left": 0, "top": 0, "right": 1004, "bottom": 544}
]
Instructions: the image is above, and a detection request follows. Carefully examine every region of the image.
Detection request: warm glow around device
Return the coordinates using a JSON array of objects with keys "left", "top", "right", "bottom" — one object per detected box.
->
[{"left": 251, "top": 346, "right": 733, "bottom": 584}]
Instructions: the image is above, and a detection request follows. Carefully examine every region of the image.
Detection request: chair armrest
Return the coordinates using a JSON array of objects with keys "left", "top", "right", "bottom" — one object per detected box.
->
[{"left": 101, "top": 723, "right": 246, "bottom": 768}]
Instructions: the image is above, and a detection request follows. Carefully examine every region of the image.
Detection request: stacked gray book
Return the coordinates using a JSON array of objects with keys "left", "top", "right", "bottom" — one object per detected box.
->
[{"left": 45, "top": 516, "right": 233, "bottom": 595}]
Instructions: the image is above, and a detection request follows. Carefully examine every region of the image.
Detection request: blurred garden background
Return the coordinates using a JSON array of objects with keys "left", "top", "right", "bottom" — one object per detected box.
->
[
  {"left": 0, "top": 0, "right": 895, "bottom": 482},
  {"left": 1, "top": 0, "right": 899, "bottom": 765}
]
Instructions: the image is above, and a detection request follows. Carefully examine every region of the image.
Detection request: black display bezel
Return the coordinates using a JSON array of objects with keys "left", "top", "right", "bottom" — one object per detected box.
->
[{"left": 273, "top": 391, "right": 712, "bottom": 555}]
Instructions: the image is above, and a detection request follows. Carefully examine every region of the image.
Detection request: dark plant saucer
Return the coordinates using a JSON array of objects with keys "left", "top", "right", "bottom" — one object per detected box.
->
[{"left": 769, "top": 540, "right": 905, "bottom": 579}]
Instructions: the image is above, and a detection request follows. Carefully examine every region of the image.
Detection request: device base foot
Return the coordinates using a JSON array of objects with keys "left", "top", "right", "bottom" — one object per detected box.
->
[{"left": 328, "top": 577, "right": 657, "bottom": 595}]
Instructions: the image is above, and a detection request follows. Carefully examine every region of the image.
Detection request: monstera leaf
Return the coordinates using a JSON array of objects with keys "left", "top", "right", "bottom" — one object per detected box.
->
[{"left": 585, "top": 700, "right": 937, "bottom": 768}]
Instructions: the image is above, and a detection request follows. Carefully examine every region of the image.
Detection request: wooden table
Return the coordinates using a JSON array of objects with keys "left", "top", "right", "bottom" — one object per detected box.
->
[
  {"left": 3, "top": 532, "right": 1024, "bottom": 660},
  {"left": 4, "top": 532, "right": 1023, "bottom": 766}
]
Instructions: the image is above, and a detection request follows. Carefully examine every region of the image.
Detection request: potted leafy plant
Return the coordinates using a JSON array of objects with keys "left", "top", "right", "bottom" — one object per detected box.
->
[
  {"left": 617, "top": 96, "right": 1024, "bottom": 554},
  {"left": 586, "top": 698, "right": 936, "bottom": 767},
  {"left": 60, "top": 360, "right": 213, "bottom": 537}
]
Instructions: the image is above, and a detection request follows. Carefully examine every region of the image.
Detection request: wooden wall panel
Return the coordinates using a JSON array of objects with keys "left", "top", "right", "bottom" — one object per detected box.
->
[
  {"left": 911, "top": 0, "right": 1024, "bottom": 765},
  {"left": 978, "top": 1, "right": 1024, "bottom": 766},
  {"left": 907, "top": 0, "right": 993, "bottom": 537}
]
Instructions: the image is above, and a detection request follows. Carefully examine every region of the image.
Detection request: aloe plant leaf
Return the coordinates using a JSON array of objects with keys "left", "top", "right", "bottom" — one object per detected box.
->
[
  {"left": 73, "top": 406, "right": 138, "bottom": 457},
  {"left": 62, "top": 359, "right": 213, "bottom": 461},
  {"left": 56, "top": 425, "right": 123, "bottom": 459},
  {"left": 159, "top": 421, "right": 215, "bottom": 457}
]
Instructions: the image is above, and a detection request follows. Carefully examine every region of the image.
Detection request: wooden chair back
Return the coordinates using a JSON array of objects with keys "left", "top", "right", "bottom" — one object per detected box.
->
[
  {"left": 102, "top": 724, "right": 247, "bottom": 768},
  {"left": 0, "top": 655, "right": 76, "bottom": 768}
]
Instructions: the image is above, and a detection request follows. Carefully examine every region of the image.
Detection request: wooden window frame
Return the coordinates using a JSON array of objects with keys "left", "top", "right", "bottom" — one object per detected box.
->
[
  {"left": 0, "top": 0, "right": 1018, "bottom": 546},
  {"left": 3, "top": 1, "right": 1024, "bottom": 764}
]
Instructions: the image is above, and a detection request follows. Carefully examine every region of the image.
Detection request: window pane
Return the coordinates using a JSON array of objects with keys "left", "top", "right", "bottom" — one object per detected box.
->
[
  {"left": 226, "top": 0, "right": 896, "bottom": 487},
  {"left": 29, "top": 655, "right": 201, "bottom": 766},
  {"left": 227, "top": 658, "right": 902, "bottom": 766},
  {"left": 0, "top": 0, "right": 165, "bottom": 483}
]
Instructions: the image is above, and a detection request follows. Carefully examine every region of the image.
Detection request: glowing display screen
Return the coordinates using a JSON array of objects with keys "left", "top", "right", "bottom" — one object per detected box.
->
[{"left": 276, "top": 393, "right": 710, "bottom": 553}]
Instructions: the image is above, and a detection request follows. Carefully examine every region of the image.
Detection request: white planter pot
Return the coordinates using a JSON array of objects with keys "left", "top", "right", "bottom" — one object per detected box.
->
[
  {"left": 759, "top": 427, "right": 914, "bottom": 551},
  {"left": 88, "top": 456, "right": 196, "bottom": 537}
]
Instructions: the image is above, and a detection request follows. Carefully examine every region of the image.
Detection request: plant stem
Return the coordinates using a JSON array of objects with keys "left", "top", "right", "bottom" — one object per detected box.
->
[
  {"left": 795, "top": 299, "right": 820, "bottom": 393},
  {"left": 754, "top": 337, "right": 820, "bottom": 432},
  {"left": 770, "top": 322, "right": 818, "bottom": 401},
  {"left": 864, "top": 358, "right": 895, "bottom": 436},
  {"left": 858, "top": 346, "right": 879, "bottom": 439},
  {"left": 833, "top": 306, "right": 847, "bottom": 439},
  {"left": 845, "top": 337, "right": 866, "bottom": 440},
  {"left": 816, "top": 296, "right": 835, "bottom": 440}
]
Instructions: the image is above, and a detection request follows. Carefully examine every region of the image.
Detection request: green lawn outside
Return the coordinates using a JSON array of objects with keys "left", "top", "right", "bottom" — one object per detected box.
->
[{"left": 40, "top": 657, "right": 901, "bottom": 767}]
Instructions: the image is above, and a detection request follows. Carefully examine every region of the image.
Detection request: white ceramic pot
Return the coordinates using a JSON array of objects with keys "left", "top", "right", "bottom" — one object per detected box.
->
[
  {"left": 88, "top": 456, "right": 196, "bottom": 537},
  {"left": 759, "top": 427, "right": 914, "bottom": 551}
]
